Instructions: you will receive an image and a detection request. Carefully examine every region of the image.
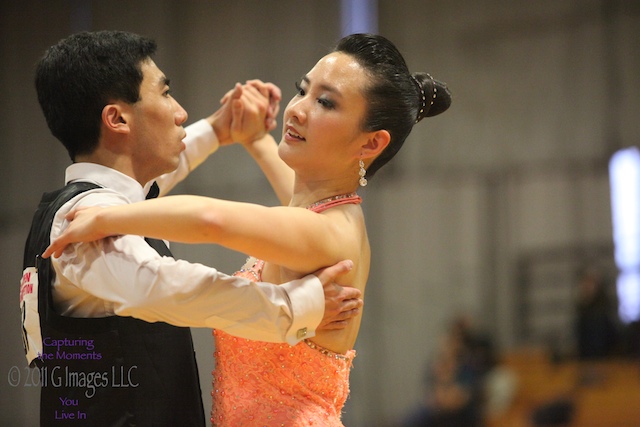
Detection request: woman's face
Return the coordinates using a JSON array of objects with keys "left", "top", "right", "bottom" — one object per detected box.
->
[{"left": 279, "top": 52, "right": 370, "bottom": 181}]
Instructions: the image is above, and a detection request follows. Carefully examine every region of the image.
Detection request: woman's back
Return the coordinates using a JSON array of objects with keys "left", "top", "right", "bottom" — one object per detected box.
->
[
  {"left": 262, "top": 195, "right": 369, "bottom": 354},
  {"left": 211, "top": 194, "right": 365, "bottom": 426}
]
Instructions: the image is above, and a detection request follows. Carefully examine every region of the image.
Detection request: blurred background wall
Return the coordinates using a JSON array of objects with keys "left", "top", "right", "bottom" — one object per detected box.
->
[{"left": 1, "top": 1, "right": 638, "bottom": 426}]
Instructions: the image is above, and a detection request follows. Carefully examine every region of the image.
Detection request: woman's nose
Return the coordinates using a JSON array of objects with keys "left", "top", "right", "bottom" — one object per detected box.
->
[{"left": 286, "top": 97, "right": 307, "bottom": 123}]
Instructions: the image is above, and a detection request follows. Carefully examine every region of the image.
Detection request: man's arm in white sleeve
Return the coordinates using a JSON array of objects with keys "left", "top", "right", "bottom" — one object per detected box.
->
[{"left": 54, "top": 230, "right": 341, "bottom": 344}]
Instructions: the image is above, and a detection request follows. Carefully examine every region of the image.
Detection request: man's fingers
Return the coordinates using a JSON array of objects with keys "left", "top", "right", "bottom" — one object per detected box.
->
[
  {"left": 321, "top": 320, "right": 349, "bottom": 330},
  {"left": 42, "top": 241, "right": 64, "bottom": 259},
  {"left": 321, "top": 305, "right": 361, "bottom": 330},
  {"left": 316, "top": 260, "right": 354, "bottom": 284},
  {"left": 229, "top": 99, "right": 244, "bottom": 136},
  {"left": 316, "top": 260, "right": 360, "bottom": 332},
  {"left": 338, "top": 306, "right": 361, "bottom": 321},
  {"left": 237, "top": 85, "right": 269, "bottom": 121},
  {"left": 243, "top": 80, "right": 281, "bottom": 131},
  {"left": 341, "top": 286, "right": 362, "bottom": 301},
  {"left": 245, "top": 80, "right": 282, "bottom": 101},
  {"left": 41, "top": 245, "right": 54, "bottom": 259},
  {"left": 219, "top": 89, "right": 232, "bottom": 105},
  {"left": 219, "top": 83, "right": 242, "bottom": 105}
]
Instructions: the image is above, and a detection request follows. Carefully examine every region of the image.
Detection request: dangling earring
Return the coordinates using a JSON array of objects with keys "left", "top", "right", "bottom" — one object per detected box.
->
[{"left": 358, "top": 160, "right": 368, "bottom": 187}]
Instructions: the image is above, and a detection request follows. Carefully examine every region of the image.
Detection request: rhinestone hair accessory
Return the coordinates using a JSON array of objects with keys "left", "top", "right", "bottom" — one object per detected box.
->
[{"left": 411, "top": 74, "right": 437, "bottom": 123}]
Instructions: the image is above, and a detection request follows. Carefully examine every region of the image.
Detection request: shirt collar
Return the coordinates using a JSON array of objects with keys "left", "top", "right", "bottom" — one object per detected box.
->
[{"left": 65, "top": 163, "right": 153, "bottom": 203}]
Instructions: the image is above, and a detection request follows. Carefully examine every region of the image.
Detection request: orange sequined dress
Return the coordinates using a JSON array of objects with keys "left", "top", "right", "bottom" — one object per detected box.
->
[{"left": 210, "top": 193, "right": 362, "bottom": 427}]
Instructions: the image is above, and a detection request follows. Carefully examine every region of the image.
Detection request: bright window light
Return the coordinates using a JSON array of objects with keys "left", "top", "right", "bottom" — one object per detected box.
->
[
  {"left": 609, "top": 146, "right": 640, "bottom": 322},
  {"left": 341, "top": 0, "right": 378, "bottom": 36}
]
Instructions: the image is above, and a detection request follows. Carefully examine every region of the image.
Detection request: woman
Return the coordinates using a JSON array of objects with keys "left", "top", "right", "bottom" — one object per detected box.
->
[{"left": 45, "top": 33, "right": 451, "bottom": 426}]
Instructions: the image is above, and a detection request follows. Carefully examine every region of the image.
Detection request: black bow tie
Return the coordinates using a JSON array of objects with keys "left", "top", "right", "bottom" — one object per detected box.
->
[
  {"left": 146, "top": 182, "right": 160, "bottom": 199},
  {"left": 143, "top": 182, "right": 172, "bottom": 256}
]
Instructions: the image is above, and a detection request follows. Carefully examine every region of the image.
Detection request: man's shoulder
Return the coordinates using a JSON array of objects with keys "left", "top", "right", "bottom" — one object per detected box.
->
[
  {"left": 61, "top": 182, "right": 129, "bottom": 208},
  {"left": 50, "top": 184, "right": 129, "bottom": 232}
]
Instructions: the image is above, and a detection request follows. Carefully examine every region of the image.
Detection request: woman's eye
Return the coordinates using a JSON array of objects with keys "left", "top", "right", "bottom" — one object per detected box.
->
[
  {"left": 318, "top": 98, "right": 334, "bottom": 109},
  {"left": 294, "top": 81, "right": 333, "bottom": 109}
]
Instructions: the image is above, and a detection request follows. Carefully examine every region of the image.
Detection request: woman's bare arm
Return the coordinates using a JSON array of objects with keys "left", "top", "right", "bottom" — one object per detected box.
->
[
  {"left": 43, "top": 195, "right": 356, "bottom": 273},
  {"left": 241, "top": 134, "right": 294, "bottom": 205}
]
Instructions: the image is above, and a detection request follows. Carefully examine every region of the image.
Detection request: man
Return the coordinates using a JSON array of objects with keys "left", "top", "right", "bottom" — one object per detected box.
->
[{"left": 21, "top": 30, "right": 361, "bottom": 426}]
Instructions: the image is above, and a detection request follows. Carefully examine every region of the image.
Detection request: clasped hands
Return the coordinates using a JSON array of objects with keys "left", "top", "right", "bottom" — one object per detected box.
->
[{"left": 208, "top": 79, "right": 282, "bottom": 148}]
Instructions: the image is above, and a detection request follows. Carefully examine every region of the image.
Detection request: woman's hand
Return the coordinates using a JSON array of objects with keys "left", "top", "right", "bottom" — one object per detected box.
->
[
  {"left": 220, "top": 80, "right": 281, "bottom": 147},
  {"left": 42, "top": 206, "right": 113, "bottom": 258},
  {"left": 244, "top": 79, "right": 281, "bottom": 133}
]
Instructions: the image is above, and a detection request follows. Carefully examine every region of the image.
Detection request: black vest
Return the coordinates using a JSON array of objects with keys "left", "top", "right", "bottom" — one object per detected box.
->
[{"left": 22, "top": 182, "right": 205, "bottom": 427}]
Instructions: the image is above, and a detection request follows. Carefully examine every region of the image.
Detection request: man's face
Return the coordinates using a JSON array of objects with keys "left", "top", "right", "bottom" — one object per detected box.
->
[{"left": 127, "top": 59, "right": 188, "bottom": 183}]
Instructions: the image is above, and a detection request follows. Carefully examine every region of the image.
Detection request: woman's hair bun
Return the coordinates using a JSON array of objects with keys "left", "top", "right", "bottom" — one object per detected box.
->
[{"left": 412, "top": 72, "right": 452, "bottom": 122}]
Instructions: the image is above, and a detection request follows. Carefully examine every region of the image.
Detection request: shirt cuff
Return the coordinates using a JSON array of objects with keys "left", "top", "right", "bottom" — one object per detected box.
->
[
  {"left": 280, "top": 274, "right": 324, "bottom": 345},
  {"left": 183, "top": 119, "right": 220, "bottom": 169}
]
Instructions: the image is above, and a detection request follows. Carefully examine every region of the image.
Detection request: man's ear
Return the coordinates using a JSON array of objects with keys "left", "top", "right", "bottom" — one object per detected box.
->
[
  {"left": 361, "top": 129, "right": 391, "bottom": 159},
  {"left": 102, "top": 103, "right": 130, "bottom": 135}
]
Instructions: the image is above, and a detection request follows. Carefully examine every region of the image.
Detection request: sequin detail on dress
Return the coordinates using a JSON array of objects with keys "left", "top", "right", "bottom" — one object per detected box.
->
[{"left": 210, "top": 194, "right": 361, "bottom": 427}]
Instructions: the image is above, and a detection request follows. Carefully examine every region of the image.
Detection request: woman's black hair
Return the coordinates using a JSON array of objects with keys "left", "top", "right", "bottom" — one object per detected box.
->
[{"left": 333, "top": 33, "right": 451, "bottom": 178}]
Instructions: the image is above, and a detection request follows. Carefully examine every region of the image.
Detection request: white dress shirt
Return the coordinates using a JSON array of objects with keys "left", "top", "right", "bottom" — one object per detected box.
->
[{"left": 50, "top": 119, "right": 322, "bottom": 345}]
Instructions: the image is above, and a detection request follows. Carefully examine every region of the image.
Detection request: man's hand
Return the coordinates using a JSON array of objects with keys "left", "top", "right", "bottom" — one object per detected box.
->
[
  {"left": 228, "top": 83, "right": 275, "bottom": 145},
  {"left": 313, "top": 260, "right": 363, "bottom": 330},
  {"left": 244, "top": 79, "right": 281, "bottom": 132},
  {"left": 209, "top": 80, "right": 281, "bottom": 146}
]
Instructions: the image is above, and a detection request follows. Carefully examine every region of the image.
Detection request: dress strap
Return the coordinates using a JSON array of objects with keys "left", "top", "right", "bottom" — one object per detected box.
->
[{"left": 306, "top": 193, "right": 362, "bottom": 213}]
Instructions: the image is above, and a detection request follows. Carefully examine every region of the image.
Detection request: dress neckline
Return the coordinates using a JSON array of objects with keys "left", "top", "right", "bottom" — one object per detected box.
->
[{"left": 305, "top": 192, "right": 362, "bottom": 213}]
